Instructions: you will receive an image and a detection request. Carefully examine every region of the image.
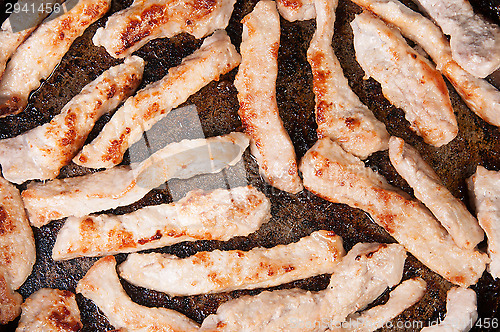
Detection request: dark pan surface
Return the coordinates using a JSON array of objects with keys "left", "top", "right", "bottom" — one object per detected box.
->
[{"left": 1, "top": 0, "right": 500, "bottom": 330}]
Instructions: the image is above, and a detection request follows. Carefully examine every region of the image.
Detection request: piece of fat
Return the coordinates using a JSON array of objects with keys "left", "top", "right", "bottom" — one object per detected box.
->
[
  {"left": 351, "top": 12, "right": 457, "bottom": 147},
  {"left": 307, "top": 0, "right": 389, "bottom": 159},
  {"left": 389, "top": 136, "right": 483, "bottom": 249},
  {"left": 52, "top": 185, "right": 270, "bottom": 260},
  {"left": 22, "top": 132, "right": 249, "bottom": 227},
  {"left": 300, "top": 137, "right": 489, "bottom": 287},
  {"left": 235, "top": 1, "right": 303, "bottom": 194},
  {"left": 199, "top": 242, "right": 406, "bottom": 332},
  {"left": 119, "top": 230, "right": 345, "bottom": 296},
  {"left": 75, "top": 30, "right": 241, "bottom": 168},
  {"left": 76, "top": 256, "right": 199, "bottom": 332},
  {"left": 0, "top": 0, "right": 111, "bottom": 117},
  {"left": 93, "top": 0, "right": 236, "bottom": 58},
  {"left": 0, "top": 56, "right": 144, "bottom": 184}
]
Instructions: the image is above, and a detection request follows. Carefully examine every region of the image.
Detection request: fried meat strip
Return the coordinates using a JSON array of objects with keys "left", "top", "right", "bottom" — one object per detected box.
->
[
  {"left": 119, "top": 230, "right": 344, "bottom": 295},
  {"left": 235, "top": 1, "right": 303, "bottom": 194},
  {"left": 0, "top": 177, "right": 35, "bottom": 290},
  {"left": 421, "top": 287, "right": 477, "bottom": 331},
  {"left": 52, "top": 186, "right": 270, "bottom": 260},
  {"left": 75, "top": 30, "right": 241, "bottom": 168},
  {"left": 0, "top": 56, "right": 144, "bottom": 184},
  {"left": 0, "top": 270, "right": 22, "bottom": 325},
  {"left": 77, "top": 256, "right": 199, "bottom": 332},
  {"left": 300, "top": 138, "right": 488, "bottom": 287},
  {"left": 350, "top": 0, "right": 500, "bottom": 129},
  {"left": 276, "top": 0, "right": 316, "bottom": 21},
  {"left": 468, "top": 166, "right": 500, "bottom": 278},
  {"left": 93, "top": 0, "right": 236, "bottom": 58},
  {"left": 16, "top": 288, "right": 82, "bottom": 332},
  {"left": 199, "top": 243, "right": 406, "bottom": 332},
  {"left": 414, "top": 0, "right": 500, "bottom": 78},
  {"left": 307, "top": 0, "right": 389, "bottom": 159},
  {"left": 0, "top": 0, "right": 111, "bottom": 117},
  {"left": 0, "top": 176, "right": 35, "bottom": 323},
  {"left": 330, "top": 278, "right": 426, "bottom": 332},
  {"left": 23, "top": 132, "right": 249, "bottom": 226},
  {"left": 351, "top": 12, "right": 457, "bottom": 147},
  {"left": 389, "top": 136, "right": 483, "bottom": 249}
]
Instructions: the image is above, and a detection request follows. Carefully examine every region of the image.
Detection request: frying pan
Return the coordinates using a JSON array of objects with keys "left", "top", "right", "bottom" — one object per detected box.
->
[{"left": 0, "top": 0, "right": 499, "bottom": 330}]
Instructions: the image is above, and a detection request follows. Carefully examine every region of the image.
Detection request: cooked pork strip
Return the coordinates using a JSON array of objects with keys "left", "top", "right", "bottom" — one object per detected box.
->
[
  {"left": 300, "top": 138, "right": 488, "bottom": 287},
  {"left": 468, "top": 166, "right": 500, "bottom": 278},
  {"left": 23, "top": 132, "right": 249, "bottom": 227},
  {"left": 15, "top": 288, "right": 82, "bottom": 332},
  {"left": 421, "top": 287, "right": 477, "bottom": 331},
  {"left": 0, "top": 176, "right": 35, "bottom": 290},
  {"left": 75, "top": 30, "right": 240, "bottom": 168},
  {"left": 351, "top": 12, "right": 457, "bottom": 147},
  {"left": 307, "top": 0, "right": 389, "bottom": 159},
  {"left": 93, "top": 0, "right": 236, "bottom": 58},
  {"left": 389, "top": 136, "right": 483, "bottom": 249},
  {"left": 0, "top": 57, "right": 144, "bottom": 184},
  {"left": 52, "top": 186, "right": 270, "bottom": 260},
  {"left": 0, "top": 270, "right": 22, "bottom": 325},
  {"left": 349, "top": 0, "right": 500, "bottom": 129},
  {"left": 330, "top": 278, "right": 426, "bottom": 332},
  {"left": 276, "top": 0, "right": 316, "bottom": 21},
  {"left": 0, "top": 0, "right": 111, "bottom": 118},
  {"left": 235, "top": 1, "right": 303, "bottom": 194},
  {"left": 119, "top": 230, "right": 344, "bottom": 296},
  {"left": 77, "top": 256, "right": 199, "bottom": 332},
  {"left": 414, "top": 0, "right": 500, "bottom": 78},
  {"left": 199, "top": 242, "right": 406, "bottom": 332},
  {"left": 0, "top": 24, "right": 33, "bottom": 80}
]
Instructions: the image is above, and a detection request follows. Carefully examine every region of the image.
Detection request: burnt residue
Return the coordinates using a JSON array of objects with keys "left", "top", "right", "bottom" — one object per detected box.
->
[{"left": 0, "top": 0, "right": 500, "bottom": 331}]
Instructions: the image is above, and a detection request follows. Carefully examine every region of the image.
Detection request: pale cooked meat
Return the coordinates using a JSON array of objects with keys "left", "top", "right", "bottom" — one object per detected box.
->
[
  {"left": 389, "top": 136, "right": 483, "bottom": 249},
  {"left": 0, "top": 270, "right": 22, "bottom": 325},
  {"left": 77, "top": 256, "right": 199, "bottom": 332},
  {"left": 0, "top": 176, "right": 35, "bottom": 290},
  {"left": 467, "top": 166, "right": 500, "bottom": 278},
  {"left": 16, "top": 288, "right": 82, "bottom": 332},
  {"left": 199, "top": 243, "right": 405, "bottom": 331},
  {"left": 119, "top": 230, "right": 345, "bottom": 296},
  {"left": 0, "top": 0, "right": 62, "bottom": 78},
  {"left": 52, "top": 185, "right": 270, "bottom": 260},
  {"left": 0, "top": 56, "right": 144, "bottom": 184},
  {"left": 299, "top": 138, "right": 489, "bottom": 287},
  {"left": 0, "top": 0, "right": 111, "bottom": 117},
  {"left": 307, "top": 0, "right": 389, "bottom": 159},
  {"left": 276, "top": 0, "right": 316, "bottom": 21},
  {"left": 351, "top": 12, "right": 457, "bottom": 147},
  {"left": 75, "top": 30, "right": 241, "bottom": 168},
  {"left": 421, "top": 287, "right": 477, "bottom": 331},
  {"left": 23, "top": 132, "right": 249, "bottom": 226},
  {"left": 93, "top": 0, "right": 236, "bottom": 59},
  {"left": 331, "top": 278, "right": 426, "bottom": 332},
  {"left": 0, "top": 23, "right": 33, "bottom": 80},
  {"left": 350, "top": 0, "right": 500, "bottom": 129},
  {"left": 235, "top": 1, "right": 303, "bottom": 194},
  {"left": 414, "top": 0, "right": 500, "bottom": 78}
]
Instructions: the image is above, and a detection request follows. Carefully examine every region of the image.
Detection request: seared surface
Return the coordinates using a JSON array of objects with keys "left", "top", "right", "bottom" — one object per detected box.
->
[{"left": 0, "top": 0, "right": 500, "bottom": 330}]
